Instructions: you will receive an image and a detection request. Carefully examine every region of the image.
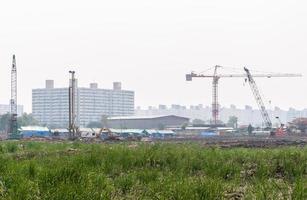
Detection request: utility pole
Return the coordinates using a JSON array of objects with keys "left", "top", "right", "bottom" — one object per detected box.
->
[
  {"left": 68, "top": 70, "right": 76, "bottom": 139},
  {"left": 10, "top": 55, "right": 18, "bottom": 138}
]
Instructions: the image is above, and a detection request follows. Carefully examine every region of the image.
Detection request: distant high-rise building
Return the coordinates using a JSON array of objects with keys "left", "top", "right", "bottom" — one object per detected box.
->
[
  {"left": 171, "top": 104, "right": 181, "bottom": 110},
  {"left": 32, "top": 80, "right": 134, "bottom": 128},
  {"left": 245, "top": 105, "right": 252, "bottom": 110},
  {"left": 0, "top": 104, "right": 23, "bottom": 116},
  {"left": 45, "top": 80, "right": 54, "bottom": 89},
  {"left": 159, "top": 104, "right": 167, "bottom": 110}
]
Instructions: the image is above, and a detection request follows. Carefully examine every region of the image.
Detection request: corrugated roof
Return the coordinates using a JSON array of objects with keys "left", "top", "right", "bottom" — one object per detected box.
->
[
  {"left": 144, "top": 129, "right": 175, "bottom": 134},
  {"left": 20, "top": 126, "right": 49, "bottom": 131},
  {"left": 79, "top": 128, "right": 95, "bottom": 132},
  {"left": 217, "top": 127, "right": 234, "bottom": 130},
  {"left": 145, "top": 129, "right": 158, "bottom": 134},
  {"left": 108, "top": 115, "right": 189, "bottom": 120},
  {"left": 185, "top": 127, "right": 210, "bottom": 130},
  {"left": 51, "top": 129, "right": 69, "bottom": 132},
  {"left": 109, "top": 129, "right": 145, "bottom": 134},
  {"left": 157, "top": 130, "right": 175, "bottom": 134}
]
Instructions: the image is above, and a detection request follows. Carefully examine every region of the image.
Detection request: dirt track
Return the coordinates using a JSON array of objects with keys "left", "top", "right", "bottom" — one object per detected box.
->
[
  {"left": 2, "top": 135, "right": 307, "bottom": 148},
  {"left": 161, "top": 135, "right": 307, "bottom": 148}
]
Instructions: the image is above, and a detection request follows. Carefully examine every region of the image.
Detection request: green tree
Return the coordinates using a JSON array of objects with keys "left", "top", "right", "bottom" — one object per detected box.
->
[
  {"left": 192, "top": 118, "right": 205, "bottom": 125},
  {"left": 247, "top": 124, "right": 254, "bottom": 135},
  {"left": 0, "top": 113, "right": 10, "bottom": 131},
  {"left": 17, "top": 113, "right": 39, "bottom": 128},
  {"left": 87, "top": 121, "right": 102, "bottom": 128},
  {"left": 101, "top": 115, "right": 109, "bottom": 128},
  {"left": 158, "top": 123, "right": 165, "bottom": 130},
  {"left": 227, "top": 116, "right": 238, "bottom": 128},
  {"left": 181, "top": 122, "right": 189, "bottom": 130},
  {"left": 0, "top": 113, "right": 39, "bottom": 133}
]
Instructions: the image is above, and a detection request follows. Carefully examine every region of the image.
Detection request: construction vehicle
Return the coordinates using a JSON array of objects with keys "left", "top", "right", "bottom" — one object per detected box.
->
[
  {"left": 275, "top": 117, "right": 286, "bottom": 136},
  {"left": 186, "top": 66, "right": 301, "bottom": 127}
]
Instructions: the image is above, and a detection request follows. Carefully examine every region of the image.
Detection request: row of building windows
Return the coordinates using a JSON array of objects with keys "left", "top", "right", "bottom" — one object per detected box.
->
[{"left": 32, "top": 87, "right": 134, "bottom": 127}]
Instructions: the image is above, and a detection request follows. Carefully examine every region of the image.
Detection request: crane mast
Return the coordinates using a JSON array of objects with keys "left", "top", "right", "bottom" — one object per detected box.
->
[
  {"left": 10, "top": 55, "right": 18, "bottom": 137},
  {"left": 244, "top": 67, "right": 272, "bottom": 129},
  {"left": 212, "top": 65, "right": 221, "bottom": 125}
]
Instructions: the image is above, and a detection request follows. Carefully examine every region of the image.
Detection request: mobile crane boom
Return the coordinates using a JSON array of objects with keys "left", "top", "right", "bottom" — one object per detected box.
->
[{"left": 244, "top": 67, "right": 272, "bottom": 129}]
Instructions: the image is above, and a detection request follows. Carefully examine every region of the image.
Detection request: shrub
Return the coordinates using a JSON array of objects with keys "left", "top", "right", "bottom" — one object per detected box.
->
[{"left": 6, "top": 143, "right": 18, "bottom": 153}]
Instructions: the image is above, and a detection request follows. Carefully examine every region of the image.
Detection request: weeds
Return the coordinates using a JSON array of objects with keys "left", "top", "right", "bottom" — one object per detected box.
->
[
  {"left": 0, "top": 141, "right": 305, "bottom": 199},
  {"left": 6, "top": 142, "right": 18, "bottom": 153}
]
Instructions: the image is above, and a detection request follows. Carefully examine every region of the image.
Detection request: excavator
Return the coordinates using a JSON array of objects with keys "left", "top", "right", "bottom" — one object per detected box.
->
[{"left": 244, "top": 67, "right": 286, "bottom": 136}]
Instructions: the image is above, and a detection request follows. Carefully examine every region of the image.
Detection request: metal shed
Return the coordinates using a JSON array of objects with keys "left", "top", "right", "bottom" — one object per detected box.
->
[{"left": 20, "top": 126, "right": 50, "bottom": 138}]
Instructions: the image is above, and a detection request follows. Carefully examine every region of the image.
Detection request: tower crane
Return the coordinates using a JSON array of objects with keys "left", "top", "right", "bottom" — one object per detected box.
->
[{"left": 186, "top": 66, "right": 302, "bottom": 126}]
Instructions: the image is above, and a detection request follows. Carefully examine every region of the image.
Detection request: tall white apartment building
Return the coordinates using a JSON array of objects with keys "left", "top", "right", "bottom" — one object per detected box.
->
[{"left": 32, "top": 80, "right": 134, "bottom": 128}]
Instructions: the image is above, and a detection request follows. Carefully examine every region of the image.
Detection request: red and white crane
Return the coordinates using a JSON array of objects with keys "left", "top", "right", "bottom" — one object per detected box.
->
[{"left": 186, "top": 66, "right": 302, "bottom": 126}]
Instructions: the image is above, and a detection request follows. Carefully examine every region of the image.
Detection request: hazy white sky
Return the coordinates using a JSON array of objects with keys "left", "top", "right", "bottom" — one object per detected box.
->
[{"left": 0, "top": 0, "right": 306, "bottom": 112}]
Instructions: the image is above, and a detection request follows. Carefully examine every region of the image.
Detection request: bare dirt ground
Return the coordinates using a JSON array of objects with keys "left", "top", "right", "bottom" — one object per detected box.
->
[
  {"left": 161, "top": 135, "right": 307, "bottom": 148},
  {"left": 2, "top": 134, "right": 307, "bottom": 148}
]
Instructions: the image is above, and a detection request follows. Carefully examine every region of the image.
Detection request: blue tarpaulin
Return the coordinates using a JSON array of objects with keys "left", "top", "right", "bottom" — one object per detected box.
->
[
  {"left": 199, "top": 131, "right": 219, "bottom": 137},
  {"left": 21, "top": 131, "right": 50, "bottom": 138}
]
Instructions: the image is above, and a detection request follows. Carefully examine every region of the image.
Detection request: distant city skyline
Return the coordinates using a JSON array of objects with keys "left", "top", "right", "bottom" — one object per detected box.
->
[
  {"left": 136, "top": 104, "right": 307, "bottom": 126},
  {"left": 136, "top": 104, "right": 307, "bottom": 111}
]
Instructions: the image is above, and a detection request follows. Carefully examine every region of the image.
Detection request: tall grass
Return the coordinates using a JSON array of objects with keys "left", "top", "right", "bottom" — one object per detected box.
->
[{"left": 0, "top": 141, "right": 305, "bottom": 199}]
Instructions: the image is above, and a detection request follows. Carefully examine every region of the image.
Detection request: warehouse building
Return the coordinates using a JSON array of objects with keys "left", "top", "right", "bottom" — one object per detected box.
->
[
  {"left": 32, "top": 80, "right": 134, "bottom": 128},
  {"left": 107, "top": 115, "right": 189, "bottom": 129}
]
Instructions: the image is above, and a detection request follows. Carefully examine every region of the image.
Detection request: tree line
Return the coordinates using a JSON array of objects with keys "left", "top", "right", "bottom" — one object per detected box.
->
[{"left": 0, "top": 113, "right": 39, "bottom": 132}]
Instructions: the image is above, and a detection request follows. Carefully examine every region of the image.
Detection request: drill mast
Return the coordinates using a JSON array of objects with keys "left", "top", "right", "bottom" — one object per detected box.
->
[{"left": 10, "top": 55, "right": 18, "bottom": 136}]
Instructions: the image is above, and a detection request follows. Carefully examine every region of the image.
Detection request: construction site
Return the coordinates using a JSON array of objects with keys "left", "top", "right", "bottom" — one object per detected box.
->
[
  {"left": 1, "top": 1, "right": 307, "bottom": 198},
  {"left": 0, "top": 56, "right": 306, "bottom": 148}
]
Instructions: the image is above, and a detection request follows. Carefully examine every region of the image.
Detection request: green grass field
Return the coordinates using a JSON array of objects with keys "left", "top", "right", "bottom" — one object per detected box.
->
[{"left": 0, "top": 141, "right": 306, "bottom": 200}]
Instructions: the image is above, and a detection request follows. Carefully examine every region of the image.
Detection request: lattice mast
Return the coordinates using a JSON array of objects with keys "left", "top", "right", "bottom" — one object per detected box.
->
[
  {"left": 244, "top": 67, "right": 272, "bottom": 129},
  {"left": 212, "top": 65, "right": 221, "bottom": 125},
  {"left": 10, "top": 55, "right": 18, "bottom": 135}
]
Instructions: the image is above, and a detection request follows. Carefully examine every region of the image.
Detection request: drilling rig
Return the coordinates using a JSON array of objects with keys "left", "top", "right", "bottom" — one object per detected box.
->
[
  {"left": 186, "top": 66, "right": 302, "bottom": 127},
  {"left": 68, "top": 70, "right": 77, "bottom": 139},
  {"left": 9, "top": 55, "right": 19, "bottom": 139}
]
